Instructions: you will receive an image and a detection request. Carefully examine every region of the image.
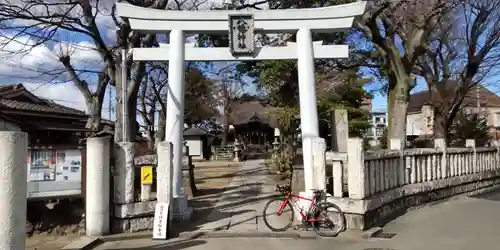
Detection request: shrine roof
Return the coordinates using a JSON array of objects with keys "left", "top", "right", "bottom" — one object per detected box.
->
[
  {"left": 229, "top": 101, "right": 277, "bottom": 127},
  {"left": 184, "top": 127, "right": 210, "bottom": 136}
]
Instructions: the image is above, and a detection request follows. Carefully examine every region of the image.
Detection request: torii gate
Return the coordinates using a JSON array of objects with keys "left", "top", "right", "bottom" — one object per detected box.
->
[{"left": 116, "top": 1, "right": 367, "bottom": 219}]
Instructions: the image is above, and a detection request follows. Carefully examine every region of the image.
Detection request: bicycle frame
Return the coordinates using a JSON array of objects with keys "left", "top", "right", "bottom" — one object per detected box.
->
[{"left": 277, "top": 194, "right": 324, "bottom": 223}]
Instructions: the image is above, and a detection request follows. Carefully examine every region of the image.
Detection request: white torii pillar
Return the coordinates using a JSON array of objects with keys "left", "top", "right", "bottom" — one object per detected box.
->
[
  {"left": 164, "top": 29, "right": 191, "bottom": 218},
  {"left": 296, "top": 28, "right": 320, "bottom": 192},
  {"left": 117, "top": 1, "right": 367, "bottom": 218}
]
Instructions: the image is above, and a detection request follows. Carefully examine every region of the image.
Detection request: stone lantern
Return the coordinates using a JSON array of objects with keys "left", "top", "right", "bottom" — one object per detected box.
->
[{"left": 233, "top": 138, "right": 242, "bottom": 162}]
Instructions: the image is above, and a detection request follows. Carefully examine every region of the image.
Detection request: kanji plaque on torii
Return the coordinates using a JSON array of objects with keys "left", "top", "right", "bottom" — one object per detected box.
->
[{"left": 228, "top": 14, "right": 254, "bottom": 55}]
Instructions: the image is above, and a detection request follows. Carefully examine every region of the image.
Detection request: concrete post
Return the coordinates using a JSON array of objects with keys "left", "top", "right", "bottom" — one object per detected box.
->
[
  {"left": 296, "top": 28, "right": 320, "bottom": 196},
  {"left": 0, "top": 132, "right": 28, "bottom": 250},
  {"left": 390, "top": 138, "right": 405, "bottom": 186},
  {"left": 86, "top": 137, "right": 111, "bottom": 236},
  {"left": 141, "top": 182, "right": 152, "bottom": 201},
  {"left": 389, "top": 138, "right": 403, "bottom": 150},
  {"left": 301, "top": 137, "right": 315, "bottom": 192},
  {"left": 465, "top": 139, "right": 475, "bottom": 148},
  {"left": 114, "top": 142, "right": 135, "bottom": 204},
  {"left": 156, "top": 142, "right": 173, "bottom": 239},
  {"left": 332, "top": 160, "right": 343, "bottom": 197},
  {"left": 332, "top": 109, "right": 349, "bottom": 152},
  {"left": 312, "top": 137, "right": 327, "bottom": 191},
  {"left": 435, "top": 138, "right": 448, "bottom": 178},
  {"left": 347, "top": 138, "right": 365, "bottom": 199},
  {"left": 466, "top": 139, "right": 477, "bottom": 173},
  {"left": 157, "top": 142, "right": 173, "bottom": 204},
  {"left": 434, "top": 138, "right": 446, "bottom": 149}
]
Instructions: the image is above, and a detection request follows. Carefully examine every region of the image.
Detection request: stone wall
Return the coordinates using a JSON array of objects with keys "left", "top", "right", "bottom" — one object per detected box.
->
[
  {"left": 327, "top": 139, "right": 500, "bottom": 230},
  {"left": 112, "top": 154, "right": 194, "bottom": 233}
]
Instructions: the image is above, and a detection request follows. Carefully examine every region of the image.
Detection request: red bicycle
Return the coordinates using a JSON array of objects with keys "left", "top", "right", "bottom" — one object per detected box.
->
[{"left": 262, "top": 184, "right": 346, "bottom": 237}]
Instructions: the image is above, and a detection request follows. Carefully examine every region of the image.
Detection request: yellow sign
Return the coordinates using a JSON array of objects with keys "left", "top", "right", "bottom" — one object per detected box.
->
[{"left": 141, "top": 166, "right": 153, "bottom": 185}]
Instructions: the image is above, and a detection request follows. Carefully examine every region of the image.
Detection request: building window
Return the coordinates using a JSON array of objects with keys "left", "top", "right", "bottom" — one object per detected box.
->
[
  {"left": 375, "top": 127, "right": 385, "bottom": 137},
  {"left": 495, "top": 113, "right": 500, "bottom": 127}
]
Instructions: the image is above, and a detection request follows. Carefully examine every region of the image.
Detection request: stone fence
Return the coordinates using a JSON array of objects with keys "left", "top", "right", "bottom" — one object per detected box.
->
[
  {"left": 112, "top": 149, "right": 195, "bottom": 233},
  {"left": 327, "top": 138, "right": 500, "bottom": 230}
]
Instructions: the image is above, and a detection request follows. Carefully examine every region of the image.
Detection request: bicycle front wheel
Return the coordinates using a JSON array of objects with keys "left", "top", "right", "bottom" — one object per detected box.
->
[
  {"left": 312, "top": 202, "right": 346, "bottom": 237},
  {"left": 262, "top": 198, "right": 294, "bottom": 231}
]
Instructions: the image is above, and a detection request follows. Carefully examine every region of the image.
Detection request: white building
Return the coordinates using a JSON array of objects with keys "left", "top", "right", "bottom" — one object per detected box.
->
[{"left": 366, "top": 111, "right": 387, "bottom": 147}]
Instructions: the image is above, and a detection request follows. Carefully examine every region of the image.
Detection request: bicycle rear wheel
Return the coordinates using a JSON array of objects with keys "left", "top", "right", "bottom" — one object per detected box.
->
[
  {"left": 262, "top": 198, "right": 294, "bottom": 231},
  {"left": 312, "top": 202, "right": 346, "bottom": 237}
]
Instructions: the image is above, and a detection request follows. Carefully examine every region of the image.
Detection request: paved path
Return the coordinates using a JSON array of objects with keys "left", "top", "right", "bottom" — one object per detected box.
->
[
  {"left": 193, "top": 159, "right": 278, "bottom": 232},
  {"left": 93, "top": 161, "right": 500, "bottom": 250}
]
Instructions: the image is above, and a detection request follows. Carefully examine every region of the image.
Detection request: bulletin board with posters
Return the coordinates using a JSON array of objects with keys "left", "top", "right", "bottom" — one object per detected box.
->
[
  {"left": 55, "top": 149, "right": 82, "bottom": 182},
  {"left": 27, "top": 149, "right": 82, "bottom": 182}
]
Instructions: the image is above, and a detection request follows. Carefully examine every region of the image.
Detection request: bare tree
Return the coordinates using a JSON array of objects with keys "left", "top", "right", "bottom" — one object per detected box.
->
[
  {"left": 184, "top": 64, "right": 219, "bottom": 126},
  {"left": 137, "top": 62, "right": 167, "bottom": 151},
  {"left": 138, "top": 61, "right": 218, "bottom": 151},
  {"left": 354, "top": 0, "right": 454, "bottom": 146},
  {"left": 0, "top": 0, "right": 206, "bottom": 142},
  {"left": 414, "top": 0, "right": 500, "bottom": 143},
  {"left": 206, "top": 63, "right": 245, "bottom": 146}
]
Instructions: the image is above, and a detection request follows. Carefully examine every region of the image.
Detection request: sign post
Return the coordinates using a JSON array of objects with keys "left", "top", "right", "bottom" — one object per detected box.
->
[{"left": 152, "top": 202, "right": 170, "bottom": 240}]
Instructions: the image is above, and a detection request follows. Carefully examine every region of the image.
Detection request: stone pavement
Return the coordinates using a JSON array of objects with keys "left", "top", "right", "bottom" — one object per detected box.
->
[
  {"left": 184, "top": 159, "right": 281, "bottom": 233},
  {"left": 91, "top": 163, "right": 500, "bottom": 250}
]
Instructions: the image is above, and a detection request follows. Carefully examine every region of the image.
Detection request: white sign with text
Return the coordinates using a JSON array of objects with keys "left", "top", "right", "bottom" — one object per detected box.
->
[{"left": 152, "top": 202, "right": 170, "bottom": 240}]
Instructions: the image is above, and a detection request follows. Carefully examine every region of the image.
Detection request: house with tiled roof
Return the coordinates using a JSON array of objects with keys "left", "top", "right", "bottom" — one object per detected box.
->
[
  {"left": 0, "top": 84, "right": 115, "bottom": 144},
  {"left": 0, "top": 83, "right": 115, "bottom": 200},
  {"left": 406, "top": 85, "right": 500, "bottom": 140}
]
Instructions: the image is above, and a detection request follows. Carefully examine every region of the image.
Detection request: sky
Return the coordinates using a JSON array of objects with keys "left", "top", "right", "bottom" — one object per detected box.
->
[
  {"left": 0, "top": 0, "right": 266, "bottom": 122},
  {"left": 0, "top": 0, "right": 498, "bottom": 122}
]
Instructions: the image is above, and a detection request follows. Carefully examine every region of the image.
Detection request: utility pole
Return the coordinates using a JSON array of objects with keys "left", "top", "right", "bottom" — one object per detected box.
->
[
  {"left": 122, "top": 48, "right": 129, "bottom": 142},
  {"left": 476, "top": 85, "right": 481, "bottom": 115},
  {"left": 108, "top": 86, "right": 112, "bottom": 120}
]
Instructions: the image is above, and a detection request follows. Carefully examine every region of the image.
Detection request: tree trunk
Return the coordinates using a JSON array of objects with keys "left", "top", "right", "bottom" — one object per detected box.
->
[
  {"left": 127, "top": 87, "right": 138, "bottom": 141},
  {"left": 86, "top": 98, "right": 103, "bottom": 132},
  {"left": 433, "top": 109, "right": 448, "bottom": 143},
  {"left": 155, "top": 111, "right": 166, "bottom": 150},
  {"left": 221, "top": 114, "right": 229, "bottom": 146},
  {"left": 285, "top": 135, "right": 295, "bottom": 159},
  {"left": 115, "top": 71, "right": 125, "bottom": 143},
  {"left": 387, "top": 73, "right": 410, "bottom": 149},
  {"left": 114, "top": 77, "right": 138, "bottom": 143}
]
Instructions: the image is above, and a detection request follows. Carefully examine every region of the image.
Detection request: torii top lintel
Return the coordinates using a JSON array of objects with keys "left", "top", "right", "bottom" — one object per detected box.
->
[{"left": 116, "top": 1, "right": 367, "bottom": 34}]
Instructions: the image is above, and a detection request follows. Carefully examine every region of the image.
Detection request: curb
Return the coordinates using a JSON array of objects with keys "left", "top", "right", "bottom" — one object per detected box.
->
[
  {"left": 62, "top": 236, "right": 102, "bottom": 250},
  {"left": 62, "top": 229, "right": 367, "bottom": 249},
  {"left": 99, "top": 232, "right": 152, "bottom": 242},
  {"left": 178, "top": 231, "right": 312, "bottom": 239}
]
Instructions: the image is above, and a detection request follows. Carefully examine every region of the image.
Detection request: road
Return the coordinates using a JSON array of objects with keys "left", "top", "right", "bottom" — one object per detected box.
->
[{"left": 94, "top": 186, "right": 500, "bottom": 250}]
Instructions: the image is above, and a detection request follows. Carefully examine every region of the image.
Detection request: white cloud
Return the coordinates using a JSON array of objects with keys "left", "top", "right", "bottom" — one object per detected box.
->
[
  {"left": 0, "top": 0, "right": 271, "bottom": 125},
  {"left": 22, "top": 81, "right": 115, "bottom": 120},
  {"left": 0, "top": 34, "right": 102, "bottom": 84}
]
